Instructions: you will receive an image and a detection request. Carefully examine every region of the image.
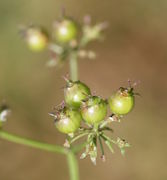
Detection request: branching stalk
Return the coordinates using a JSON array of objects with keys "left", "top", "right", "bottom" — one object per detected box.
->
[
  {"left": 70, "top": 132, "right": 89, "bottom": 144},
  {"left": 0, "top": 130, "right": 67, "bottom": 154},
  {"left": 0, "top": 130, "right": 81, "bottom": 180}
]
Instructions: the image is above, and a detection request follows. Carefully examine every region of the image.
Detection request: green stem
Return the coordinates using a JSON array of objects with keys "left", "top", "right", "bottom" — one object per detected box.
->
[
  {"left": 70, "top": 132, "right": 89, "bottom": 144},
  {"left": 98, "top": 135, "right": 105, "bottom": 157},
  {"left": 0, "top": 130, "right": 67, "bottom": 154},
  {"left": 67, "top": 151, "right": 79, "bottom": 180},
  {"left": 101, "top": 134, "right": 114, "bottom": 154},
  {"left": 101, "top": 133, "right": 116, "bottom": 144},
  {"left": 69, "top": 52, "right": 78, "bottom": 81},
  {"left": 0, "top": 130, "right": 81, "bottom": 180}
]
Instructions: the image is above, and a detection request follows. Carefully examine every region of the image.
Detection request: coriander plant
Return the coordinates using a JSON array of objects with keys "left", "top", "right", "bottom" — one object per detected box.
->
[{"left": 0, "top": 11, "right": 138, "bottom": 180}]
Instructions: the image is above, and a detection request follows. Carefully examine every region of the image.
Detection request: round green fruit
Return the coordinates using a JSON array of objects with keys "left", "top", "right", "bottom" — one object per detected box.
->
[
  {"left": 64, "top": 80, "right": 91, "bottom": 108},
  {"left": 55, "top": 108, "right": 82, "bottom": 134},
  {"left": 108, "top": 88, "right": 134, "bottom": 115},
  {"left": 26, "top": 27, "right": 48, "bottom": 51},
  {"left": 81, "top": 96, "right": 107, "bottom": 125},
  {"left": 54, "top": 18, "right": 78, "bottom": 43}
]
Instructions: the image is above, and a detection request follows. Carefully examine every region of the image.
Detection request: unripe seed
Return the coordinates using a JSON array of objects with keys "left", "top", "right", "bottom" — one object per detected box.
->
[
  {"left": 55, "top": 107, "right": 82, "bottom": 134},
  {"left": 25, "top": 27, "right": 48, "bottom": 51},
  {"left": 108, "top": 87, "right": 134, "bottom": 115},
  {"left": 54, "top": 18, "right": 79, "bottom": 44},
  {"left": 81, "top": 96, "right": 107, "bottom": 125},
  {"left": 64, "top": 80, "right": 91, "bottom": 109}
]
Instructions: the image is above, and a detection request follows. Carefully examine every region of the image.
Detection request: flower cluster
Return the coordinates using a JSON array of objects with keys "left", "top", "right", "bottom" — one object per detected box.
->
[{"left": 50, "top": 78, "right": 136, "bottom": 164}]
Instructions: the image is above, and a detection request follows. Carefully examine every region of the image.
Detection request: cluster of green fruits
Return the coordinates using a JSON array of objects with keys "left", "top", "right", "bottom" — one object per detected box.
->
[
  {"left": 20, "top": 18, "right": 77, "bottom": 51},
  {"left": 19, "top": 13, "right": 137, "bottom": 164},
  {"left": 50, "top": 79, "right": 135, "bottom": 164},
  {"left": 20, "top": 15, "right": 106, "bottom": 66}
]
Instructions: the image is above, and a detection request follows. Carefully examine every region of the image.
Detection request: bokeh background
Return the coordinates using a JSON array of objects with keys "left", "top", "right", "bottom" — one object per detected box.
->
[{"left": 0, "top": 0, "right": 167, "bottom": 179}]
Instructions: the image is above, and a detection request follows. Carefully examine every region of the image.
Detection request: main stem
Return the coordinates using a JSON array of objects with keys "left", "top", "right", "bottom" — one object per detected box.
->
[
  {"left": 0, "top": 130, "right": 80, "bottom": 180},
  {"left": 69, "top": 52, "right": 78, "bottom": 81},
  {"left": 67, "top": 151, "right": 79, "bottom": 180}
]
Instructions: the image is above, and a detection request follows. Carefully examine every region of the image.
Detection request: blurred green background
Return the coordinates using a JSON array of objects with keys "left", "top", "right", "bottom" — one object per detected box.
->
[{"left": 0, "top": 0, "right": 167, "bottom": 179}]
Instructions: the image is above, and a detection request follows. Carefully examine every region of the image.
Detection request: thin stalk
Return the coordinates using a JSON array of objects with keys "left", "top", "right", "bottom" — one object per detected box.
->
[
  {"left": 0, "top": 130, "right": 67, "bottom": 154},
  {"left": 101, "top": 134, "right": 114, "bottom": 154},
  {"left": 67, "top": 151, "right": 79, "bottom": 180},
  {"left": 69, "top": 52, "right": 78, "bottom": 81},
  {"left": 101, "top": 133, "right": 116, "bottom": 144},
  {"left": 98, "top": 135, "right": 105, "bottom": 160},
  {"left": 70, "top": 132, "right": 89, "bottom": 144}
]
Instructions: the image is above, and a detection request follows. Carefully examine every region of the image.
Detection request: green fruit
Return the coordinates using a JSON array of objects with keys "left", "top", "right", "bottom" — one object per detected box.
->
[
  {"left": 108, "top": 88, "right": 134, "bottom": 115},
  {"left": 81, "top": 96, "right": 107, "bottom": 125},
  {"left": 26, "top": 27, "right": 48, "bottom": 51},
  {"left": 55, "top": 108, "right": 82, "bottom": 134},
  {"left": 54, "top": 18, "right": 78, "bottom": 43},
  {"left": 64, "top": 80, "right": 91, "bottom": 108}
]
